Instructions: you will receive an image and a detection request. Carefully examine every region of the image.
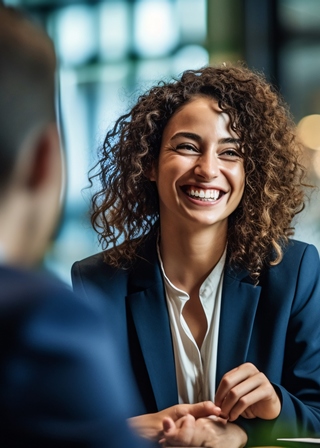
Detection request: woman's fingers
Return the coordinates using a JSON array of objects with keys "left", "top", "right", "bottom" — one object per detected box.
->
[
  {"left": 173, "top": 400, "right": 221, "bottom": 420},
  {"left": 227, "top": 381, "right": 280, "bottom": 421},
  {"left": 215, "top": 363, "right": 281, "bottom": 421},
  {"left": 215, "top": 363, "right": 258, "bottom": 406},
  {"left": 218, "top": 369, "right": 266, "bottom": 418},
  {"left": 162, "top": 415, "right": 196, "bottom": 446}
]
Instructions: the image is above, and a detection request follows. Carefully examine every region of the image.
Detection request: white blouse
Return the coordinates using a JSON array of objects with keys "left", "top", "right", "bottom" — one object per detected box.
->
[{"left": 157, "top": 245, "right": 226, "bottom": 404}]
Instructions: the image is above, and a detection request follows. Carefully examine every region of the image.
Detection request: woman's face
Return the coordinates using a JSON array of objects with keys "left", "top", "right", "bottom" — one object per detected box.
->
[{"left": 149, "top": 96, "right": 245, "bottom": 233}]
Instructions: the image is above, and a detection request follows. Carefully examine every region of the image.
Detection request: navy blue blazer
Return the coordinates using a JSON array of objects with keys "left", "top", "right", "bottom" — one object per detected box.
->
[
  {"left": 72, "top": 230, "right": 320, "bottom": 446},
  {"left": 0, "top": 265, "right": 153, "bottom": 448}
]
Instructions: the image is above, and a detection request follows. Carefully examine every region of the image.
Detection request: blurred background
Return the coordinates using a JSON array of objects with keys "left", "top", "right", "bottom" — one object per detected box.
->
[{"left": 4, "top": 0, "right": 320, "bottom": 284}]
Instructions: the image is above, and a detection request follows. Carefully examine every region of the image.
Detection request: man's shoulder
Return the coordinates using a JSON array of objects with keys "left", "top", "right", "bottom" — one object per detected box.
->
[
  {"left": 0, "top": 264, "right": 112, "bottom": 346},
  {"left": 0, "top": 265, "right": 73, "bottom": 312}
]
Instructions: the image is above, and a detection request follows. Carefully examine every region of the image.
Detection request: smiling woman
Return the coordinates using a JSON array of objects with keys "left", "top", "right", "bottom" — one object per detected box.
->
[
  {"left": 71, "top": 64, "right": 320, "bottom": 448},
  {"left": 148, "top": 97, "right": 245, "bottom": 239},
  {"left": 82, "top": 64, "right": 307, "bottom": 281}
]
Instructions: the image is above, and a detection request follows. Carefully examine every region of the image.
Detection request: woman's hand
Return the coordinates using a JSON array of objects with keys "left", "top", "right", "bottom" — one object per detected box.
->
[
  {"left": 128, "top": 401, "right": 221, "bottom": 441},
  {"left": 215, "top": 362, "right": 281, "bottom": 421},
  {"left": 161, "top": 414, "right": 247, "bottom": 448}
]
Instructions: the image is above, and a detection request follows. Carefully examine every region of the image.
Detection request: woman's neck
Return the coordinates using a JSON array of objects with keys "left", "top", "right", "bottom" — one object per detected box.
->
[{"left": 159, "top": 221, "right": 227, "bottom": 294}]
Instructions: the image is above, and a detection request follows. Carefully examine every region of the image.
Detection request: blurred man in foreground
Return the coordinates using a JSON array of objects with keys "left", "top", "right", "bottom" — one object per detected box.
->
[{"left": 0, "top": 5, "right": 153, "bottom": 447}]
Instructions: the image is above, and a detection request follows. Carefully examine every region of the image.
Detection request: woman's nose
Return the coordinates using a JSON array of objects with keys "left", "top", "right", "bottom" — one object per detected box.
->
[{"left": 194, "top": 152, "right": 219, "bottom": 180}]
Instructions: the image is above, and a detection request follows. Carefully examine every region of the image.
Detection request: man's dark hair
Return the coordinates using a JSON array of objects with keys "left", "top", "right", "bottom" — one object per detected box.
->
[{"left": 0, "top": 6, "right": 56, "bottom": 191}]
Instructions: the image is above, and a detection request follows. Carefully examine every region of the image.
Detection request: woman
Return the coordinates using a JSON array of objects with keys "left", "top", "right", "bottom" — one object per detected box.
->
[{"left": 72, "top": 64, "right": 320, "bottom": 447}]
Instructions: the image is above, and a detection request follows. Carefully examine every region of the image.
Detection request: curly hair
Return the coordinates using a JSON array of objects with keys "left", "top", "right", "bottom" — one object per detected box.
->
[{"left": 90, "top": 63, "right": 308, "bottom": 280}]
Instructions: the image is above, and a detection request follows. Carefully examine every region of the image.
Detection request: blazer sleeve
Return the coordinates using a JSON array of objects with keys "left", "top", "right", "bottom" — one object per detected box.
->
[{"left": 238, "top": 243, "right": 320, "bottom": 446}]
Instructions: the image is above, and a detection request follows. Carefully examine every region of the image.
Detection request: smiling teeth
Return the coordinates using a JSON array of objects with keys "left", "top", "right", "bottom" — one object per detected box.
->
[{"left": 189, "top": 189, "right": 220, "bottom": 201}]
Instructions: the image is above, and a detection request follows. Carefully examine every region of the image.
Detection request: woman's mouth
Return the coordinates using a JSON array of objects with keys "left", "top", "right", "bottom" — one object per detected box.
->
[{"left": 182, "top": 186, "right": 224, "bottom": 202}]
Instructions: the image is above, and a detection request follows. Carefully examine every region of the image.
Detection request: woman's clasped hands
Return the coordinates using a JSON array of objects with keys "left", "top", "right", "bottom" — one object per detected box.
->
[
  {"left": 129, "top": 401, "right": 221, "bottom": 442},
  {"left": 162, "top": 415, "right": 247, "bottom": 448},
  {"left": 161, "top": 362, "right": 281, "bottom": 447}
]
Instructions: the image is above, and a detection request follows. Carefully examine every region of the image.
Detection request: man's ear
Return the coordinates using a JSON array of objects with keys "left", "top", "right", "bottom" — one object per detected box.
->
[{"left": 25, "top": 123, "right": 62, "bottom": 193}]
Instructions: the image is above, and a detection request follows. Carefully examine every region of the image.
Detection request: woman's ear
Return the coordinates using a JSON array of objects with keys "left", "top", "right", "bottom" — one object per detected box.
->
[{"left": 145, "top": 163, "right": 157, "bottom": 182}]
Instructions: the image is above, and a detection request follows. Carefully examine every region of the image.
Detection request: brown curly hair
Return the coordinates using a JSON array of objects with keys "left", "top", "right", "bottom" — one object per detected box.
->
[{"left": 90, "top": 63, "right": 308, "bottom": 280}]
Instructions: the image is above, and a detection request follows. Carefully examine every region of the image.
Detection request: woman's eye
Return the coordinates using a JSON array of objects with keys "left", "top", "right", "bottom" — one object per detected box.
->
[
  {"left": 220, "top": 149, "right": 241, "bottom": 158},
  {"left": 175, "top": 143, "right": 199, "bottom": 153}
]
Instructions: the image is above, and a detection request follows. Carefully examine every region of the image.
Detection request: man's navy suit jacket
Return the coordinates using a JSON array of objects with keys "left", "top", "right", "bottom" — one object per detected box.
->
[
  {"left": 0, "top": 265, "right": 153, "bottom": 448},
  {"left": 72, "top": 230, "right": 320, "bottom": 446}
]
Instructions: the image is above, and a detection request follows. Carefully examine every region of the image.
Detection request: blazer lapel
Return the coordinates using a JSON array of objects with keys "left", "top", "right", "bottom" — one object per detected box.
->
[
  {"left": 126, "top": 232, "right": 178, "bottom": 411},
  {"left": 216, "top": 268, "right": 261, "bottom": 387},
  {"left": 128, "top": 284, "right": 178, "bottom": 411}
]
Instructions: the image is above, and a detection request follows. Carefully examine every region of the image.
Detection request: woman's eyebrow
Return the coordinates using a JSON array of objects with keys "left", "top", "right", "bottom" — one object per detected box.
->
[
  {"left": 171, "top": 132, "right": 201, "bottom": 142},
  {"left": 218, "top": 137, "right": 241, "bottom": 146}
]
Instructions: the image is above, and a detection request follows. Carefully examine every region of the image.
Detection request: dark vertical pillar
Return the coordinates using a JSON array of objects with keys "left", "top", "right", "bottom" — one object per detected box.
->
[
  {"left": 206, "top": 0, "right": 245, "bottom": 65},
  {"left": 243, "top": 0, "right": 279, "bottom": 84}
]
